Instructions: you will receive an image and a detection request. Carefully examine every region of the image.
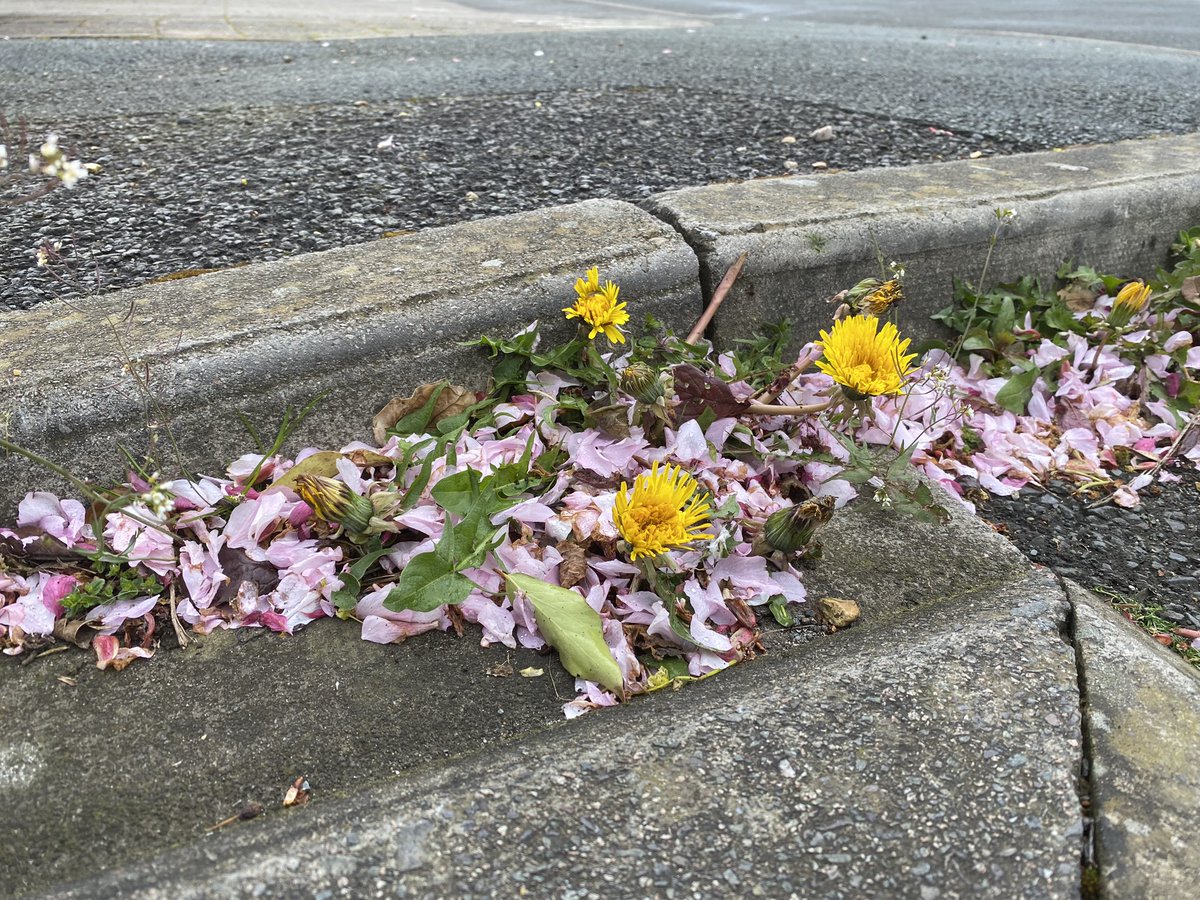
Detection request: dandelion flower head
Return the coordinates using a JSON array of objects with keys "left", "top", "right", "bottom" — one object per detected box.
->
[
  {"left": 563, "top": 266, "right": 630, "bottom": 344},
  {"left": 614, "top": 462, "right": 713, "bottom": 560},
  {"left": 815, "top": 314, "right": 916, "bottom": 398}
]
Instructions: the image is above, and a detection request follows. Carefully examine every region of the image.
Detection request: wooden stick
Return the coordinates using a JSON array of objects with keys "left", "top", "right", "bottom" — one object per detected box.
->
[
  {"left": 745, "top": 397, "right": 836, "bottom": 417},
  {"left": 686, "top": 252, "right": 749, "bottom": 345}
]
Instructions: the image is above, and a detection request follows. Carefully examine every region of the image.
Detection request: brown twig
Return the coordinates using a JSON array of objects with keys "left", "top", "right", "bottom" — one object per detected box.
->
[
  {"left": 739, "top": 398, "right": 835, "bottom": 420},
  {"left": 753, "top": 345, "right": 823, "bottom": 404},
  {"left": 685, "top": 252, "right": 749, "bottom": 345}
]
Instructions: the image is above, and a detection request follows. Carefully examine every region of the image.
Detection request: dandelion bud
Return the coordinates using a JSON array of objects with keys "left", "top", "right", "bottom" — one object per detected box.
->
[
  {"left": 1106, "top": 280, "right": 1151, "bottom": 329},
  {"left": 759, "top": 496, "right": 835, "bottom": 553},
  {"left": 621, "top": 362, "right": 664, "bottom": 404},
  {"left": 294, "top": 474, "right": 374, "bottom": 533}
]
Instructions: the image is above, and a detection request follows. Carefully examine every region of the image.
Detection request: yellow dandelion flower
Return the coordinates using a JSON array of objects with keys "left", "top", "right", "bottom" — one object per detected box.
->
[
  {"left": 563, "top": 267, "right": 630, "bottom": 344},
  {"left": 815, "top": 314, "right": 917, "bottom": 399},
  {"left": 1107, "top": 280, "right": 1151, "bottom": 329},
  {"left": 613, "top": 462, "right": 713, "bottom": 560}
]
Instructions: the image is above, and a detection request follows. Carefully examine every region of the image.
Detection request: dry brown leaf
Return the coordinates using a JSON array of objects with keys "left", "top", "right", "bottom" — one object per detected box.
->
[
  {"left": 1057, "top": 283, "right": 1098, "bottom": 312},
  {"left": 486, "top": 661, "right": 514, "bottom": 678},
  {"left": 283, "top": 776, "right": 310, "bottom": 808},
  {"left": 1181, "top": 275, "right": 1199, "bottom": 303},
  {"left": 556, "top": 539, "right": 589, "bottom": 589},
  {"left": 52, "top": 618, "right": 97, "bottom": 649},
  {"left": 372, "top": 382, "right": 476, "bottom": 445}
]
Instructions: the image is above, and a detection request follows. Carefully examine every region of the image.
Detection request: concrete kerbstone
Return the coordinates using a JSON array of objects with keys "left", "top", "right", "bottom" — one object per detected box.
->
[
  {"left": 1067, "top": 581, "right": 1200, "bottom": 897},
  {"left": 645, "top": 133, "right": 1200, "bottom": 346},
  {"left": 0, "top": 199, "right": 700, "bottom": 514},
  {"left": 56, "top": 571, "right": 1082, "bottom": 899}
]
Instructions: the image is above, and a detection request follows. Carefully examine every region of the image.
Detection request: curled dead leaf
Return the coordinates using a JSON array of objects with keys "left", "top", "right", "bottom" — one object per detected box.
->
[
  {"left": 283, "top": 776, "right": 310, "bottom": 807},
  {"left": 556, "top": 539, "right": 589, "bottom": 589},
  {"left": 519, "top": 666, "right": 544, "bottom": 678},
  {"left": 372, "top": 382, "right": 476, "bottom": 444},
  {"left": 52, "top": 618, "right": 98, "bottom": 649},
  {"left": 1181, "top": 275, "right": 1199, "bottom": 304}
]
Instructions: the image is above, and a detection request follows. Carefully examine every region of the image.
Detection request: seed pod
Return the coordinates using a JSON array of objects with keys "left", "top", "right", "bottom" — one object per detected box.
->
[
  {"left": 621, "top": 362, "right": 664, "bottom": 404},
  {"left": 760, "top": 496, "right": 836, "bottom": 552},
  {"left": 294, "top": 474, "right": 374, "bottom": 534}
]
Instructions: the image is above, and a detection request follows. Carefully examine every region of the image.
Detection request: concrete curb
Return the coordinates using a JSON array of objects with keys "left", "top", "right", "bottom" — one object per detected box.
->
[
  {"left": 14, "top": 499, "right": 1078, "bottom": 898},
  {"left": 646, "top": 132, "right": 1200, "bottom": 345},
  {"left": 3, "top": 135, "right": 1199, "bottom": 896},
  {"left": 5, "top": 135, "right": 1198, "bottom": 515},
  {"left": 0, "top": 199, "right": 700, "bottom": 513},
  {"left": 1065, "top": 580, "right": 1200, "bottom": 897}
]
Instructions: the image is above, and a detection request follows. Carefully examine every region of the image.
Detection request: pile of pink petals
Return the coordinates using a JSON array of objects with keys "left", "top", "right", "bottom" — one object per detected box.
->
[{"left": 3, "top": 294, "right": 1198, "bottom": 710}]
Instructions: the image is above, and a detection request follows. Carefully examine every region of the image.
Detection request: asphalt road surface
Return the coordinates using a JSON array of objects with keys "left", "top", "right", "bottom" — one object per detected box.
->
[{"left": 2, "top": 4, "right": 1198, "bottom": 307}]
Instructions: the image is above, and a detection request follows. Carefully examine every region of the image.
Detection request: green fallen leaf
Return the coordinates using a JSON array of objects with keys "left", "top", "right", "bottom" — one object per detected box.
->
[
  {"left": 504, "top": 573, "right": 623, "bottom": 694},
  {"left": 994, "top": 363, "right": 1041, "bottom": 415},
  {"left": 384, "top": 551, "right": 474, "bottom": 613}
]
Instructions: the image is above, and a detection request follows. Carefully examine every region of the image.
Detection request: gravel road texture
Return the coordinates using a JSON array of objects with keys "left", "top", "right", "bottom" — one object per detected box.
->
[{"left": 3, "top": 24, "right": 1199, "bottom": 660}]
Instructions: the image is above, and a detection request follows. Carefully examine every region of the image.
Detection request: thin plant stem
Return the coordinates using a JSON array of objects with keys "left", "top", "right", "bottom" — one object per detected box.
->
[{"left": 0, "top": 437, "right": 178, "bottom": 541}]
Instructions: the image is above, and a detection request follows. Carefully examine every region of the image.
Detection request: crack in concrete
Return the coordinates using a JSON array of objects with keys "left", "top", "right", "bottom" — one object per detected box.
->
[{"left": 1053, "top": 569, "right": 1104, "bottom": 900}]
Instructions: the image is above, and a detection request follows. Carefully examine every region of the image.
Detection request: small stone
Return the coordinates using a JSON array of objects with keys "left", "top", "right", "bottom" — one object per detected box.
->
[
  {"left": 816, "top": 596, "right": 860, "bottom": 628},
  {"left": 810, "top": 125, "right": 835, "bottom": 142},
  {"left": 812, "top": 161, "right": 828, "bottom": 169},
  {"left": 781, "top": 135, "right": 797, "bottom": 144}
]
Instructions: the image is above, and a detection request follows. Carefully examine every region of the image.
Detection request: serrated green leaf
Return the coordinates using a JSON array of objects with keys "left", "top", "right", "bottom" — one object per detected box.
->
[
  {"left": 505, "top": 574, "right": 623, "bottom": 694},
  {"left": 384, "top": 551, "right": 474, "bottom": 613}
]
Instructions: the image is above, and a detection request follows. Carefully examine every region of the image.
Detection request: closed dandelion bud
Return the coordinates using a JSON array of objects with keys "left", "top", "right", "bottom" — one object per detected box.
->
[
  {"left": 760, "top": 496, "right": 835, "bottom": 552},
  {"left": 294, "top": 474, "right": 374, "bottom": 533},
  {"left": 1107, "top": 280, "right": 1151, "bottom": 329},
  {"left": 621, "top": 362, "right": 664, "bottom": 404}
]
